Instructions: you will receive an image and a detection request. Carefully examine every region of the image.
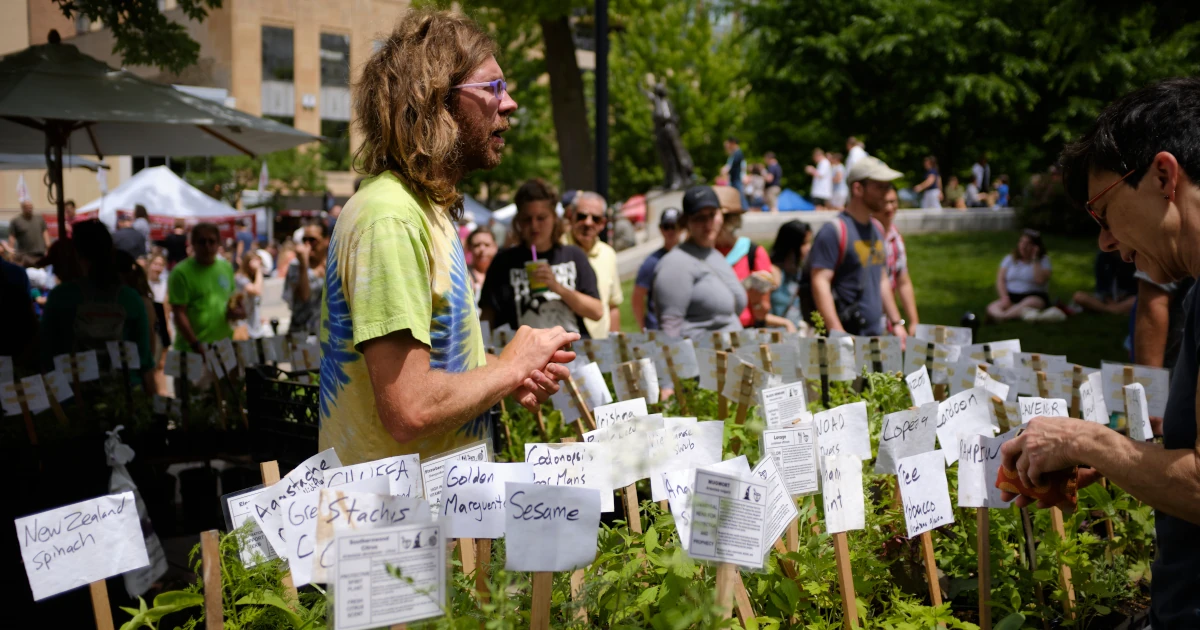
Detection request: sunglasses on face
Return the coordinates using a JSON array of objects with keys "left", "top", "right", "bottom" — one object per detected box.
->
[
  {"left": 302, "top": 236, "right": 319, "bottom": 245},
  {"left": 575, "top": 213, "right": 605, "bottom": 225},
  {"left": 1085, "top": 168, "right": 1137, "bottom": 231},
  {"left": 452, "top": 78, "right": 509, "bottom": 100}
]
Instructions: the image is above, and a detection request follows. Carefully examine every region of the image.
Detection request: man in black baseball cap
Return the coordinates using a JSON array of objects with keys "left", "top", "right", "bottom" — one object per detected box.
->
[
  {"left": 633, "top": 207, "right": 684, "bottom": 330},
  {"left": 651, "top": 186, "right": 747, "bottom": 338}
]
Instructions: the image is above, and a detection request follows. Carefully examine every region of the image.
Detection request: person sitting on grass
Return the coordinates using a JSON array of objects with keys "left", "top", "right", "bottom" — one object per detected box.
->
[
  {"left": 1071, "top": 249, "right": 1137, "bottom": 315},
  {"left": 986, "top": 229, "right": 1051, "bottom": 322}
]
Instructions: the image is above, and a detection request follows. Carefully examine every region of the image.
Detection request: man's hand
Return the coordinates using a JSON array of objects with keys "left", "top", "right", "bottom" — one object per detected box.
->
[
  {"left": 498, "top": 326, "right": 580, "bottom": 410},
  {"left": 891, "top": 323, "right": 908, "bottom": 349},
  {"left": 295, "top": 242, "right": 311, "bottom": 263},
  {"left": 999, "top": 416, "right": 1092, "bottom": 508}
]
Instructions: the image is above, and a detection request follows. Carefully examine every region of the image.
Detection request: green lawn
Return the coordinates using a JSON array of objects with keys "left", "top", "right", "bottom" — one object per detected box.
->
[{"left": 618, "top": 230, "right": 1129, "bottom": 368}]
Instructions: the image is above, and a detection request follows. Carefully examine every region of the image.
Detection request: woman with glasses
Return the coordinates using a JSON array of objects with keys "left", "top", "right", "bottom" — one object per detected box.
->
[
  {"left": 986, "top": 228, "right": 1051, "bottom": 322},
  {"left": 1001, "top": 77, "right": 1200, "bottom": 629},
  {"left": 284, "top": 221, "right": 329, "bottom": 337}
]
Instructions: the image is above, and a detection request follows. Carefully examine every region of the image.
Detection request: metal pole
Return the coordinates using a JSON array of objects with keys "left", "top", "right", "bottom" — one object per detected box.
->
[
  {"left": 594, "top": 0, "right": 609, "bottom": 202},
  {"left": 53, "top": 125, "right": 66, "bottom": 234}
]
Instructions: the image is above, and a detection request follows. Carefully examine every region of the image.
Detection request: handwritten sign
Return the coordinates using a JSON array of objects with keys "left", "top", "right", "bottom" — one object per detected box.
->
[
  {"left": 1081, "top": 371, "right": 1109, "bottom": 424},
  {"left": 333, "top": 523, "right": 445, "bottom": 630},
  {"left": 419, "top": 440, "right": 491, "bottom": 515},
  {"left": 593, "top": 398, "right": 648, "bottom": 429},
  {"left": 16, "top": 491, "right": 150, "bottom": 600},
  {"left": 525, "top": 442, "right": 614, "bottom": 512},
  {"left": 687, "top": 468, "right": 768, "bottom": 568},
  {"left": 648, "top": 420, "right": 723, "bottom": 501},
  {"left": 584, "top": 415, "right": 665, "bottom": 487},
  {"left": 615, "top": 358, "right": 660, "bottom": 403},
  {"left": 854, "top": 336, "right": 904, "bottom": 374},
  {"left": 958, "top": 431, "right": 1015, "bottom": 508},
  {"left": 663, "top": 457, "right": 750, "bottom": 550},
  {"left": 1124, "top": 384, "right": 1153, "bottom": 442},
  {"left": 326, "top": 454, "right": 422, "bottom": 498},
  {"left": 312, "top": 486, "right": 429, "bottom": 584},
  {"left": 1018, "top": 396, "right": 1067, "bottom": 424},
  {"left": 762, "top": 423, "right": 819, "bottom": 497},
  {"left": 822, "top": 454, "right": 865, "bottom": 534},
  {"left": 53, "top": 350, "right": 100, "bottom": 382},
  {"left": 896, "top": 450, "right": 955, "bottom": 538},
  {"left": 914, "top": 324, "right": 972, "bottom": 346},
  {"left": 250, "top": 448, "right": 342, "bottom": 557},
  {"left": 2, "top": 375, "right": 50, "bottom": 416},
  {"left": 106, "top": 341, "right": 141, "bottom": 371},
  {"left": 875, "top": 402, "right": 938, "bottom": 474},
  {"left": 222, "top": 486, "right": 277, "bottom": 568},
  {"left": 813, "top": 401, "right": 872, "bottom": 468},
  {"left": 935, "top": 387, "right": 996, "bottom": 465},
  {"left": 439, "top": 462, "right": 533, "bottom": 539},
  {"left": 906, "top": 366, "right": 935, "bottom": 406},
  {"left": 759, "top": 381, "right": 810, "bottom": 428},
  {"left": 963, "top": 339, "right": 1021, "bottom": 367},
  {"left": 974, "top": 366, "right": 1012, "bottom": 402},
  {"left": 504, "top": 483, "right": 601, "bottom": 571},
  {"left": 285, "top": 476, "right": 391, "bottom": 588},
  {"left": 1102, "top": 361, "right": 1169, "bottom": 416}
]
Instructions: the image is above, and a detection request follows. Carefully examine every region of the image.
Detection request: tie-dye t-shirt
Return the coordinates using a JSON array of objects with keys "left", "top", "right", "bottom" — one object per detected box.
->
[{"left": 319, "top": 172, "right": 490, "bottom": 465}]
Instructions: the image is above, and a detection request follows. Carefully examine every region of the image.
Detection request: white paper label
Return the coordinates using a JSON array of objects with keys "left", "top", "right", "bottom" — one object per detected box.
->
[
  {"left": 312, "top": 484, "right": 429, "bottom": 584},
  {"left": 250, "top": 448, "right": 342, "bottom": 558},
  {"left": 751, "top": 454, "right": 800, "bottom": 550},
  {"left": 503, "top": 483, "right": 601, "bottom": 571},
  {"left": 896, "top": 450, "right": 955, "bottom": 538},
  {"left": 875, "top": 402, "right": 938, "bottom": 475},
  {"left": 325, "top": 455, "right": 423, "bottom": 498},
  {"left": 419, "top": 441, "right": 491, "bottom": 515},
  {"left": 53, "top": 350, "right": 101, "bottom": 382},
  {"left": 759, "top": 382, "right": 810, "bottom": 429},
  {"left": 906, "top": 366, "right": 935, "bottom": 407},
  {"left": 821, "top": 454, "right": 865, "bottom": 534},
  {"left": 936, "top": 387, "right": 997, "bottom": 465},
  {"left": 958, "top": 430, "right": 1016, "bottom": 509},
  {"left": 440, "top": 462, "right": 534, "bottom": 539},
  {"left": 813, "top": 401, "right": 872, "bottom": 469},
  {"left": 1018, "top": 396, "right": 1067, "bottom": 424},
  {"left": 663, "top": 457, "right": 750, "bottom": 550},
  {"left": 225, "top": 487, "right": 277, "bottom": 567},
  {"left": 1124, "top": 383, "right": 1153, "bottom": 442},
  {"left": 593, "top": 398, "right": 649, "bottom": 430},
  {"left": 2, "top": 375, "right": 51, "bottom": 416},
  {"left": 333, "top": 523, "right": 445, "bottom": 630},
  {"left": 688, "top": 469, "right": 768, "bottom": 568},
  {"left": 524, "top": 442, "right": 614, "bottom": 512},
  {"left": 16, "top": 492, "right": 150, "bottom": 601},
  {"left": 648, "top": 421, "right": 724, "bottom": 502},
  {"left": 1081, "top": 372, "right": 1109, "bottom": 424},
  {"left": 761, "top": 423, "right": 820, "bottom": 497},
  {"left": 1102, "top": 361, "right": 1169, "bottom": 416},
  {"left": 854, "top": 336, "right": 904, "bottom": 374},
  {"left": 914, "top": 324, "right": 972, "bottom": 346},
  {"left": 106, "top": 341, "right": 141, "bottom": 371}
]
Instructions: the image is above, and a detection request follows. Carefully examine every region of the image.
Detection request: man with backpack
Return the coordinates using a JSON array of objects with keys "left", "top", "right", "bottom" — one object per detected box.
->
[{"left": 803, "top": 157, "right": 908, "bottom": 340}]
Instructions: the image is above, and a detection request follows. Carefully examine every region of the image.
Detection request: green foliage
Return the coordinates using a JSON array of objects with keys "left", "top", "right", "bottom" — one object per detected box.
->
[
  {"left": 738, "top": 0, "right": 1200, "bottom": 193},
  {"left": 182, "top": 148, "right": 326, "bottom": 209},
  {"left": 54, "top": 0, "right": 223, "bottom": 75}
]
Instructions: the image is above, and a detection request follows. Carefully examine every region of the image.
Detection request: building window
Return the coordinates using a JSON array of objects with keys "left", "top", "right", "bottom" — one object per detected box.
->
[
  {"left": 320, "top": 33, "right": 350, "bottom": 87},
  {"left": 262, "top": 26, "right": 295, "bottom": 81},
  {"left": 321, "top": 120, "right": 352, "bottom": 172}
]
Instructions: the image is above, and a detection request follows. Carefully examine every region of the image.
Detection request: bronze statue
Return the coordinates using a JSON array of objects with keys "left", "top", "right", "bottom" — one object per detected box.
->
[{"left": 642, "top": 82, "right": 694, "bottom": 190}]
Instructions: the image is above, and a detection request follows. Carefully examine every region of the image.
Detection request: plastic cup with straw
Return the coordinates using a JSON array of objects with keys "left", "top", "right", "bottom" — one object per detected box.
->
[{"left": 525, "top": 244, "right": 550, "bottom": 295}]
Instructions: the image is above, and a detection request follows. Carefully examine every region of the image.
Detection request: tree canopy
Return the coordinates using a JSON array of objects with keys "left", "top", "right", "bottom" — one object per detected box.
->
[{"left": 53, "top": 0, "right": 222, "bottom": 75}]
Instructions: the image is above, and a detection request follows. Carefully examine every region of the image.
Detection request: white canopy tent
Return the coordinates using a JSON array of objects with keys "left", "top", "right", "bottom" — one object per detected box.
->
[{"left": 77, "top": 166, "right": 245, "bottom": 237}]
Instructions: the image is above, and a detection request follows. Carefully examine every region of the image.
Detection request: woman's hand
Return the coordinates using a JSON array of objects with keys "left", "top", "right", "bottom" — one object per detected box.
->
[
  {"left": 999, "top": 294, "right": 1012, "bottom": 309},
  {"left": 532, "top": 264, "right": 563, "bottom": 295}
]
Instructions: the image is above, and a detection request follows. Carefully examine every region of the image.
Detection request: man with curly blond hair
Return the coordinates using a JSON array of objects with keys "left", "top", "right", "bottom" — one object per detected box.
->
[{"left": 319, "top": 10, "right": 579, "bottom": 465}]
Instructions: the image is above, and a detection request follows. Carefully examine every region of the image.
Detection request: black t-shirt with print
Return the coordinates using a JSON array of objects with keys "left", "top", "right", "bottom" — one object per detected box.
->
[{"left": 480, "top": 244, "right": 600, "bottom": 337}]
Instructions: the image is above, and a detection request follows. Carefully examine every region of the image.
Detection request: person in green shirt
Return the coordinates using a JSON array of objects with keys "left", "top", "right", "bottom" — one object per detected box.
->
[
  {"left": 319, "top": 9, "right": 579, "bottom": 465},
  {"left": 40, "top": 220, "right": 153, "bottom": 388},
  {"left": 168, "top": 223, "right": 240, "bottom": 355}
]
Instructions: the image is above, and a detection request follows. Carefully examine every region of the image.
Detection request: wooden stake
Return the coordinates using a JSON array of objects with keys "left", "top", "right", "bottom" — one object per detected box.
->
[
  {"left": 1069, "top": 365, "right": 1084, "bottom": 419},
  {"left": 459, "top": 537, "right": 477, "bottom": 576},
  {"left": 530, "top": 571, "right": 553, "bottom": 630},
  {"left": 715, "top": 562, "right": 737, "bottom": 620},
  {"left": 920, "top": 530, "right": 942, "bottom": 606},
  {"left": 259, "top": 461, "right": 299, "bottom": 602},
  {"left": 817, "top": 338, "right": 831, "bottom": 407},
  {"left": 1050, "top": 507, "right": 1076, "bottom": 619},
  {"left": 620, "top": 362, "right": 639, "bottom": 401},
  {"left": 476, "top": 538, "right": 492, "bottom": 604},
  {"left": 772, "top": 536, "right": 798, "bottom": 579},
  {"left": 759, "top": 343, "right": 775, "bottom": 374},
  {"left": 623, "top": 484, "right": 642, "bottom": 534},
  {"left": 534, "top": 408, "right": 549, "bottom": 441},
  {"left": 1036, "top": 370, "right": 1049, "bottom": 398},
  {"left": 733, "top": 364, "right": 755, "bottom": 427},
  {"left": 869, "top": 337, "right": 883, "bottom": 374},
  {"left": 16, "top": 386, "right": 38, "bottom": 445},
  {"left": 833, "top": 532, "right": 859, "bottom": 629},
  {"left": 565, "top": 377, "right": 596, "bottom": 431},
  {"left": 716, "top": 351, "right": 729, "bottom": 419},
  {"left": 786, "top": 518, "right": 799, "bottom": 553},
  {"left": 664, "top": 350, "right": 688, "bottom": 414},
  {"left": 1018, "top": 506, "right": 1051, "bottom": 630},
  {"left": 977, "top": 509, "right": 992, "bottom": 630},
  {"left": 732, "top": 572, "right": 756, "bottom": 626},
  {"left": 770, "top": 330, "right": 784, "bottom": 344},
  {"left": 615, "top": 332, "right": 631, "bottom": 364},
  {"left": 991, "top": 396, "right": 1011, "bottom": 434},
  {"left": 569, "top": 564, "right": 587, "bottom": 623},
  {"left": 201, "top": 530, "right": 224, "bottom": 630},
  {"left": 89, "top": 579, "right": 115, "bottom": 630}
]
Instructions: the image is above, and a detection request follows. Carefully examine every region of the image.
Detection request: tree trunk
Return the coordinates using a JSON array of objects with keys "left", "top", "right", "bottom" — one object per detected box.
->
[{"left": 540, "top": 15, "right": 595, "bottom": 191}]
